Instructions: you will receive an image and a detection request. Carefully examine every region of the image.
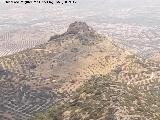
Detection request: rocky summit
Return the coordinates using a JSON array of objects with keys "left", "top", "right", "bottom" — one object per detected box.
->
[
  {"left": 0, "top": 22, "right": 160, "bottom": 120},
  {"left": 49, "top": 21, "right": 97, "bottom": 45},
  {"left": 66, "top": 21, "right": 95, "bottom": 35}
]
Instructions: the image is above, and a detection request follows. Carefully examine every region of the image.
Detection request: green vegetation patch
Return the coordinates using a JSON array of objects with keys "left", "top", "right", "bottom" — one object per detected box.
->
[{"left": 33, "top": 75, "right": 160, "bottom": 120}]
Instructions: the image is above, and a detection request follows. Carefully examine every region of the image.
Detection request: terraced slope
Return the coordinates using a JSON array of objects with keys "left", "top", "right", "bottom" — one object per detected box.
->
[{"left": 0, "top": 29, "right": 54, "bottom": 57}]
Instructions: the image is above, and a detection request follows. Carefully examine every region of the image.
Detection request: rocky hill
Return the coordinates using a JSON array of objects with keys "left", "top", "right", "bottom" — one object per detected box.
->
[{"left": 0, "top": 22, "right": 160, "bottom": 120}]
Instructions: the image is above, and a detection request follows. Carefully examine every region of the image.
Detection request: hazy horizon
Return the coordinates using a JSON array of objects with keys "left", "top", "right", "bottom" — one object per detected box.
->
[
  {"left": 0, "top": 0, "right": 160, "bottom": 29},
  {"left": 0, "top": 0, "right": 160, "bottom": 56}
]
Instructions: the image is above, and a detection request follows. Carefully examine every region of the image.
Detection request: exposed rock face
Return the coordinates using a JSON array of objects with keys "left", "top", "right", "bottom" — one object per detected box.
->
[
  {"left": 49, "top": 21, "right": 97, "bottom": 45},
  {"left": 65, "top": 21, "right": 95, "bottom": 36}
]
